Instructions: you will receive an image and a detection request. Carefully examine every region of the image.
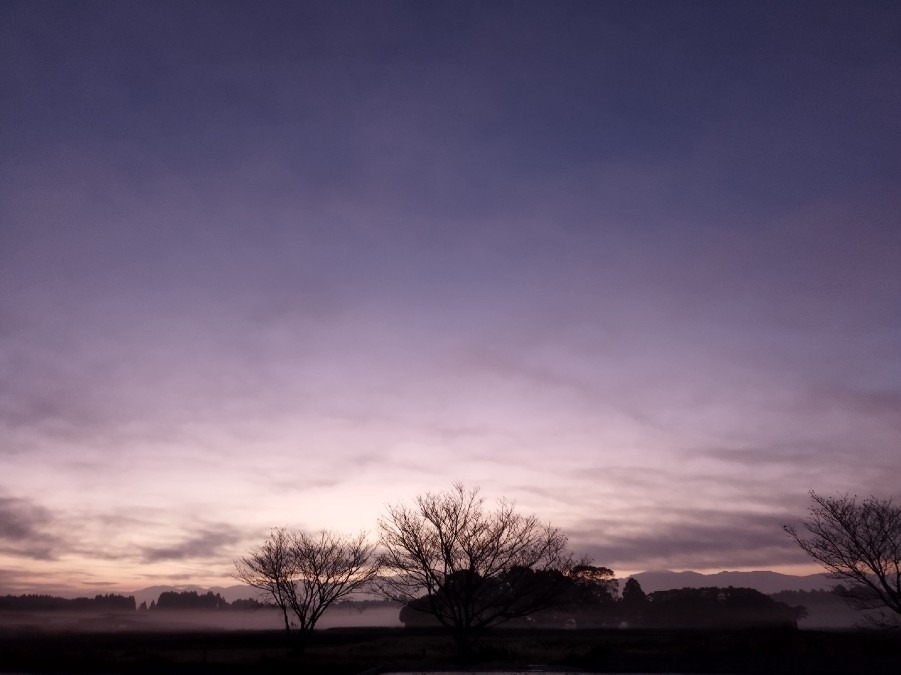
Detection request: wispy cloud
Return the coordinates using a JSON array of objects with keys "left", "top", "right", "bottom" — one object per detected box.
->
[
  {"left": 572, "top": 509, "right": 808, "bottom": 572},
  {"left": 139, "top": 524, "right": 248, "bottom": 564},
  {"left": 0, "top": 493, "right": 67, "bottom": 560}
]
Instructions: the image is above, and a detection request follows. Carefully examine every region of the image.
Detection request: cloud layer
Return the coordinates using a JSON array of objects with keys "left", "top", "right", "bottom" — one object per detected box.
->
[{"left": 1, "top": 1, "right": 899, "bottom": 592}]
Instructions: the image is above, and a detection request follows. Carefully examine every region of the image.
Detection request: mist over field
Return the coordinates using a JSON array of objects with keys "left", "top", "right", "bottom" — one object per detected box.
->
[
  {"left": 0, "top": 568, "right": 863, "bottom": 634},
  {"left": 0, "top": 604, "right": 402, "bottom": 633}
]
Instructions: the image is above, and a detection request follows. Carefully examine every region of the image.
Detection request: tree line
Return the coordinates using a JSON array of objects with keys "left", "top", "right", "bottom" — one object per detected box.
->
[
  {"left": 0, "top": 594, "right": 136, "bottom": 612},
  {"left": 0, "top": 591, "right": 270, "bottom": 613},
  {"left": 236, "top": 483, "right": 901, "bottom": 657},
  {"left": 398, "top": 575, "right": 805, "bottom": 630},
  {"left": 139, "top": 590, "right": 268, "bottom": 611}
]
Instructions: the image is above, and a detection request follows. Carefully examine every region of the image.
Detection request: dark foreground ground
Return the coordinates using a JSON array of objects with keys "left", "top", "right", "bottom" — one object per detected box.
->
[{"left": 1, "top": 625, "right": 900, "bottom": 674}]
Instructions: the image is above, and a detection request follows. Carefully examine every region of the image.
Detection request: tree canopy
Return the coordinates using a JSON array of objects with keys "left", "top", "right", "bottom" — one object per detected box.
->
[
  {"left": 378, "top": 483, "right": 572, "bottom": 656},
  {"left": 234, "top": 528, "right": 380, "bottom": 641}
]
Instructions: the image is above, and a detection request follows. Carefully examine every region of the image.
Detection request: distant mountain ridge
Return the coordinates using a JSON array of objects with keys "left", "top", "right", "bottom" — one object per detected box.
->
[{"left": 629, "top": 570, "right": 835, "bottom": 595}]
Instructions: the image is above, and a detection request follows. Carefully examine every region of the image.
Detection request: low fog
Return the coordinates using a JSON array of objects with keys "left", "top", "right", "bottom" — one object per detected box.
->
[{"left": 0, "top": 605, "right": 402, "bottom": 633}]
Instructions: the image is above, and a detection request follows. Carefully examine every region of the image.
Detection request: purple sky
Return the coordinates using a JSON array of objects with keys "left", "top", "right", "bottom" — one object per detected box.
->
[{"left": 2, "top": 0, "right": 900, "bottom": 595}]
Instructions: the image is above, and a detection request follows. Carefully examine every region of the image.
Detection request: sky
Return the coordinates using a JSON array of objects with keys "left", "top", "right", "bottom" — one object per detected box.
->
[{"left": 1, "top": 0, "right": 900, "bottom": 596}]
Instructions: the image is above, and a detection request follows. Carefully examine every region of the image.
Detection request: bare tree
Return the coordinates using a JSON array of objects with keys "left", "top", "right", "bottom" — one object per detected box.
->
[
  {"left": 234, "top": 527, "right": 297, "bottom": 633},
  {"left": 785, "top": 491, "right": 901, "bottom": 626},
  {"left": 378, "top": 483, "right": 573, "bottom": 657},
  {"left": 235, "top": 528, "right": 381, "bottom": 643}
]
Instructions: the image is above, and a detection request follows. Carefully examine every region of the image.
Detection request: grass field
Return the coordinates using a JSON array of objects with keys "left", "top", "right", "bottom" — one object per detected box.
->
[{"left": 1, "top": 623, "right": 900, "bottom": 674}]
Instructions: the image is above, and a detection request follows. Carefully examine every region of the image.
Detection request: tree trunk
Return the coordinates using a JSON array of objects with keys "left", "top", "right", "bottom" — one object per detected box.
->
[{"left": 280, "top": 606, "right": 291, "bottom": 636}]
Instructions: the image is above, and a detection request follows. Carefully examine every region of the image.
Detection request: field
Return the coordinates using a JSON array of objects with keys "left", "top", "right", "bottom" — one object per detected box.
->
[{"left": 1, "top": 620, "right": 900, "bottom": 674}]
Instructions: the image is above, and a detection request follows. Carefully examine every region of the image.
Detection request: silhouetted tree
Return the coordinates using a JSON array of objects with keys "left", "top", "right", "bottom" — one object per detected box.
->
[
  {"left": 234, "top": 528, "right": 380, "bottom": 646},
  {"left": 785, "top": 491, "right": 901, "bottom": 626},
  {"left": 234, "top": 527, "right": 295, "bottom": 633},
  {"left": 568, "top": 564, "right": 618, "bottom": 605},
  {"left": 378, "top": 483, "right": 572, "bottom": 658},
  {"left": 621, "top": 577, "right": 649, "bottom": 623},
  {"left": 622, "top": 577, "right": 648, "bottom": 606}
]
